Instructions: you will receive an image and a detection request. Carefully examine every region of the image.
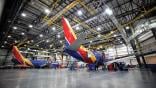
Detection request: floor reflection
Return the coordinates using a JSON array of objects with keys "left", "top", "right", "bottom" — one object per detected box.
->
[{"left": 0, "top": 69, "right": 156, "bottom": 88}]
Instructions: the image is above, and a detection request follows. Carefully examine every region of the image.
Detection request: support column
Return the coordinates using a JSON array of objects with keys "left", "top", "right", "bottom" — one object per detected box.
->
[
  {"left": 151, "top": 28, "right": 156, "bottom": 39},
  {"left": 125, "top": 27, "right": 142, "bottom": 68},
  {"left": 2, "top": 49, "right": 10, "bottom": 65},
  {"left": 135, "top": 39, "right": 148, "bottom": 68},
  {"left": 114, "top": 45, "right": 118, "bottom": 58},
  {"left": 130, "top": 40, "right": 142, "bottom": 68}
]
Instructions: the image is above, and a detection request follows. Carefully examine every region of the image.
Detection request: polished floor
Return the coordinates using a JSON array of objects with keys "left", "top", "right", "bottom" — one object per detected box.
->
[{"left": 0, "top": 69, "right": 156, "bottom": 88}]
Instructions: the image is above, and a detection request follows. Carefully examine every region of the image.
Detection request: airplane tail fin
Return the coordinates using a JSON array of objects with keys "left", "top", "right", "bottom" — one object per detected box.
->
[
  {"left": 62, "top": 17, "right": 77, "bottom": 47},
  {"left": 12, "top": 46, "right": 33, "bottom": 66},
  {"left": 62, "top": 17, "right": 86, "bottom": 51}
]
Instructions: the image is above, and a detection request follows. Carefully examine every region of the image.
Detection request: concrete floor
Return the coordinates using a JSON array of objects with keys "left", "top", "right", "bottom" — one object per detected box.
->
[{"left": 0, "top": 69, "right": 156, "bottom": 88}]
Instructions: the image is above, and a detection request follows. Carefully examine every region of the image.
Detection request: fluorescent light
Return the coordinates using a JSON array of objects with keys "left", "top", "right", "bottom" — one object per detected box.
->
[
  {"left": 111, "top": 31, "right": 114, "bottom": 34},
  {"left": 114, "top": 34, "right": 117, "bottom": 37},
  {"left": 27, "top": 41, "right": 30, "bottom": 43},
  {"left": 21, "top": 32, "right": 25, "bottom": 35},
  {"left": 4, "top": 41, "right": 7, "bottom": 44},
  {"left": 57, "top": 34, "right": 61, "bottom": 38},
  {"left": 8, "top": 35, "right": 11, "bottom": 38},
  {"left": 28, "top": 24, "right": 33, "bottom": 28},
  {"left": 21, "top": 13, "right": 27, "bottom": 17},
  {"left": 15, "top": 40, "right": 18, "bottom": 43},
  {"left": 60, "top": 40, "right": 62, "bottom": 43},
  {"left": 99, "top": 45, "right": 103, "bottom": 48},
  {"left": 39, "top": 34, "right": 43, "bottom": 37},
  {"left": 31, "top": 40, "right": 34, "bottom": 42},
  {"left": 126, "top": 26, "right": 129, "bottom": 29},
  {"left": 97, "top": 27, "right": 101, "bottom": 31},
  {"left": 46, "top": 40, "right": 49, "bottom": 43},
  {"left": 97, "top": 35, "right": 101, "bottom": 38},
  {"left": 45, "top": 8, "right": 50, "bottom": 14},
  {"left": 52, "top": 27, "right": 56, "bottom": 31},
  {"left": 50, "top": 45, "right": 52, "bottom": 47},
  {"left": 13, "top": 26, "right": 17, "bottom": 29},
  {"left": 77, "top": 10, "right": 83, "bottom": 16},
  {"left": 105, "top": 8, "right": 113, "bottom": 16},
  {"left": 76, "top": 26, "right": 80, "bottom": 30}
]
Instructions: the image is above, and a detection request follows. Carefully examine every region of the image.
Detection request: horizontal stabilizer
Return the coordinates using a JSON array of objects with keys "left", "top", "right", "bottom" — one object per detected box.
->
[{"left": 67, "top": 38, "right": 85, "bottom": 51}]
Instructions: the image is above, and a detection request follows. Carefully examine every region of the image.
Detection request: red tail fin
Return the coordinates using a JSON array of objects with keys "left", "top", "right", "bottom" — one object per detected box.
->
[
  {"left": 12, "top": 46, "right": 25, "bottom": 65},
  {"left": 62, "top": 17, "right": 77, "bottom": 46}
]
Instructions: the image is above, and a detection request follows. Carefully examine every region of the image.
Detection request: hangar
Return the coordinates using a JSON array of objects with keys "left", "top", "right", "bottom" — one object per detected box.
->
[{"left": 0, "top": 0, "right": 156, "bottom": 88}]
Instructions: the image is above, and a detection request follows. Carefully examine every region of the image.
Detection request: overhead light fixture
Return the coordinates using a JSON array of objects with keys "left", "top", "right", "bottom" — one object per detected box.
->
[
  {"left": 50, "top": 45, "right": 52, "bottom": 47},
  {"left": 1, "top": 45, "right": 4, "bottom": 48},
  {"left": 21, "top": 13, "right": 27, "bottom": 17},
  {"left": 57, "top": 34, "right": 61, "bottom": 38},
  {"left": 31, "top": 40, "right": 34, "bottom": 42},
  {"left": 39, "top": 34, "right": 43, "bottom": 37},
  {"left": 36, "top": 45, "right": 39, "bottom": 47},
  {"left": 105, "top": 8, "right": 113, "bottom": 16},
  {"left": 27, "top": 41, "right": 30, "bottom": 44},
  {"left": 111, "top": 31, "right": 114, "bottom": 34},
  {"left": 99, "top": 45, "right": 103, "bottom": 48},
  {"left": 46, "top": 40, "right": 49, "bottom": 43},
  {"left": 52, "top": 27, "right": 56, "bottom": 31},
  {"left": 4, "top": 41, "right": 7, "bottom": 44},
  {"left": 44, "top": 8, "right": 50, "bottom": 14},
  {"left": 90, "top": 41, "right": 92, "bottom": 43},
  {"left": 141, "top": 24, "right": 144, "bottom": 27},
  {"left": 60, "top": 40, "right": 62, "bottom": 43},
  {"left": 28, "top": 24, "right": 33, "bottom": 28},
  {"left": 21, "top": 32, "right": 25, "bottom": 35},
  {"left": 76, "top": 26, "right": 80, "bottom": 30},
  {"left": 114, "top": 34, "right": 117, "bottom": 37},
  {"left": 97, "top": 27, "right": 101, "bottom": 31},
  {"left": 28, "top": 48, "right": 30, "bottom": 50},
  {"left": 13, "top": 26, "right": 17, "bottom": 29},
  {"left": 126, "top": 26, "right": 129, "bottom": 29},
  {"left": 8, "top": 20, "right": 11, "bottom": 23},
  {"left": 97, "top": 35, "right": 101, "bottom": 38},
  {"left": 77, "top": 10, "right": 83, "bottom": 16},
  {"left": 8, "top": 35, "right": 11, "bottom": 38},
  {"left": 15, "top": 40, "right": 18, "bottom": 43}
]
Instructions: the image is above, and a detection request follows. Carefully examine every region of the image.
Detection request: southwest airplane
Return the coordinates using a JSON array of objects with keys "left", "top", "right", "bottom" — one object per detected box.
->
[
  {"left": 62, "top": 17, "right": 104, "bottom": 65},
  {"left": 11, "top": 17, "right": 105, "bottom": 68},
  {"left": 12, "top": 46, "right": 48, "bottom": 68}
]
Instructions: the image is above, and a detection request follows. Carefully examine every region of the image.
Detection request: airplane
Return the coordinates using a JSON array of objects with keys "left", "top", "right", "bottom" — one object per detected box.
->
[
  {"left": 62, "top": 17, "right": 105, "bottom": 66},
  {"left": 11, "top": 17, "right": 105, "bottom": 68},
  {"left": 11, "top": 46, "right": 48, "bottom": 68}
]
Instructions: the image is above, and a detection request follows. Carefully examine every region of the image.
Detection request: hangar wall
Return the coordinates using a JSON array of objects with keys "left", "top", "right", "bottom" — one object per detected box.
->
[
  {"left": 139, "top": 31, "right": 156, "bottom": 64},
  {"left": 0, "top": 49, "right": 12, "bottom": 65}
]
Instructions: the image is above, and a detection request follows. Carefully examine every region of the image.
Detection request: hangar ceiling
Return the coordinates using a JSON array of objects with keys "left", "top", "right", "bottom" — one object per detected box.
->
[{"left": 0, "top": 0, "right": 155, "bottom": 51}]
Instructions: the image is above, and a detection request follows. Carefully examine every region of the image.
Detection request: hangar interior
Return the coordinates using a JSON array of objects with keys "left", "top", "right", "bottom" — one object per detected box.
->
[{"left": 0, "top": 0, "right": 156, "bottom": 88}]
